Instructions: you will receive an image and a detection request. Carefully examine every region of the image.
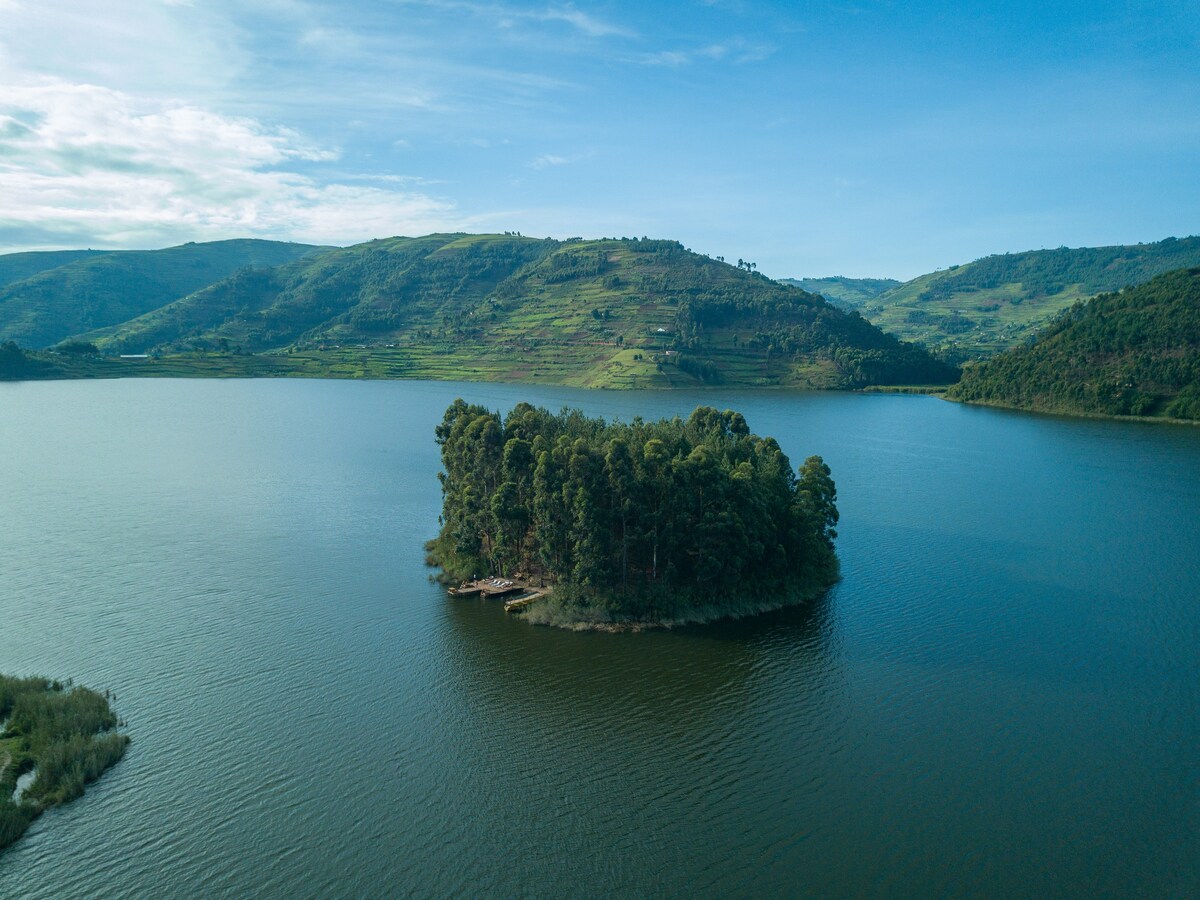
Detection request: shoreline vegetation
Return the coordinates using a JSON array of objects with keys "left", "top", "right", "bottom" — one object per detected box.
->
[
  {"left": 426, "top": 400, "right": 840, "bottom": 631},
  {"left": 947, "top": 268, "right": 1200, "bottom": 422},
  {"left": 940, "top": 394, "right": 1200, "bottom": 426},
  {"left": 0, "top": 675, "right": 130, "bottom": 853}
]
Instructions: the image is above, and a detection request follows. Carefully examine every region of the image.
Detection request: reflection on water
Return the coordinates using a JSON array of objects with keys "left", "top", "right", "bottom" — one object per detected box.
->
[
  {"left": 442, "top": 586, "right": 839, "bottom": 728},
  {"left": 0, "top": 378, "right": 1196, "bottom": 897}
]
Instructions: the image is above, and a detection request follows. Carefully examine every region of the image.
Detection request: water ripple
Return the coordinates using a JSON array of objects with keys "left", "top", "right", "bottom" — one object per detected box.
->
[{"left": 0, "top": 380, "right": 1197, "bottom": 897}]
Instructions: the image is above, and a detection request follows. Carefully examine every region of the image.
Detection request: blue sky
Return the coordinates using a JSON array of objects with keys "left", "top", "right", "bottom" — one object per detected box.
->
[{"left": 0, "top": 0, "right": 1196, "bottom": 278}]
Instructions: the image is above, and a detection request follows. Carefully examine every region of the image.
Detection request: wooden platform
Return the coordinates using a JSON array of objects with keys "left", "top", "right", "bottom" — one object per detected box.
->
[
  {"left": 448, "top": 577, "right": 527, "bottom": 598},
  {"left": 447, "top": 576, "right": 551, "bottom": 612}
]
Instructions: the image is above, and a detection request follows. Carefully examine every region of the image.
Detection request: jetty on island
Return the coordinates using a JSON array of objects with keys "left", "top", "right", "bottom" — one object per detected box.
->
[{"left": 447, "top": 575, "right": 551, "bottom": 612}]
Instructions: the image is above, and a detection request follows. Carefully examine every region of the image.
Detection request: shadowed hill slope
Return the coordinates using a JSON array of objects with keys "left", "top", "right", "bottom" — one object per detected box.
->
[
  {"left": 948, "top": 267, "right": 1200, "bottom": 420},
  {"left": 0, "top": 250, "right": 110, "bottom": 291},
  {"left": 0, "top": 239, "right": 325, "bottom": 348}
]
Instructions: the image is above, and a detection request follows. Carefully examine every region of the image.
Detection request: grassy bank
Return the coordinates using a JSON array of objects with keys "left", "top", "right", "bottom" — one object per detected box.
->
[{"left": 0, "top": 676, "right": 129, "bottom": 853}]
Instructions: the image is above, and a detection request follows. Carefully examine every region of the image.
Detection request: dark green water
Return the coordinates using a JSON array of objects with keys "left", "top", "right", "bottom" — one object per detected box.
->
[{"left": 1, "top": 379, "right": 1197, "bottom": 898}]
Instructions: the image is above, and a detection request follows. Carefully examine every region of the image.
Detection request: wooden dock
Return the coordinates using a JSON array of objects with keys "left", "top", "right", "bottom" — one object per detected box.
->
[
  {"left": 448, "top": 577, "right": 528, "bottom": 599},
  {"left": 447, "top": 575, "right": 551, "bottom": 612}
]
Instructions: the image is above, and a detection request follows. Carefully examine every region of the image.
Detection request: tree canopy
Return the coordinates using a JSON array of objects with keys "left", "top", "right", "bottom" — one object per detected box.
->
[
  {"left": 948, "top": 267, "right": 1200, "bottom": 420},
  {"left": 428, "top": 400, "right": 840, "bottom": 625}
]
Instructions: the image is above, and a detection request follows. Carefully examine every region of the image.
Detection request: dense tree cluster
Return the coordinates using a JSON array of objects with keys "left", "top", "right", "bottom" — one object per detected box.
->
[
  {"left": 428, "top": 400, "right": 840, "bottom": 622},
  {"left": 949, "top": 267, "right": 1200, "bottom": 419},
  {"left": 538, "top": 249, "right": 609, "bottom": 284},
  {"left": 672, "top": 284, "right": 959, "bottom": 386},
  {"left": 0, "top": 341, "right": 49, "bottom": 380}
]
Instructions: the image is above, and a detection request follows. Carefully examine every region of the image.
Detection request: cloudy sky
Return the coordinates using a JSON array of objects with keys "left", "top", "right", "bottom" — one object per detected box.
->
[{"left": 1, "top": 0, "right": 1197, "bottom": 278}]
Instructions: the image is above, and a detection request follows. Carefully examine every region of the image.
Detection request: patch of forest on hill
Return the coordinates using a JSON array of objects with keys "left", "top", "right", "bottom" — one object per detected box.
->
[{"left": 948, "top": 267, "right": 1200, "bottom": 420}]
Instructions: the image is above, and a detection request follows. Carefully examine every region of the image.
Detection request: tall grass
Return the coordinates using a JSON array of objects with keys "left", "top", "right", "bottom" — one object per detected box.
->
[{"left": 0, "top": 675, "right": 130, "bottom": 853}]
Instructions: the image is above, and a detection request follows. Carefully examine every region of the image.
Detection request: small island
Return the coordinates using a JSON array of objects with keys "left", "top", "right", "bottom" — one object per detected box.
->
[
  {"left": 427, "top": 400, "right": 839, "bottom": 629},
  {"left": 1, "top": 675, "right": 130, "bottom": 852}
]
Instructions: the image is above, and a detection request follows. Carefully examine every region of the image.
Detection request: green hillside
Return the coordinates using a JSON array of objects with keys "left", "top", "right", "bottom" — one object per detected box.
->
[
  {"left": 780, "top": 276, "right": 900, "bottom": 312},
  {"left": 948, "top": 267, "right": 1200, "bottom": 420},
  {"left": 859, "top": 236, "right": 1200, "bottom": 359},
  {"left": 76, "top": 233, "right": 956, "bottom": 390},
  {"left": 0, "top": 250, "right": 109, "bottom": 290},
  {"left": 0, "top": 239, "right": 324, "bottom": 348}
]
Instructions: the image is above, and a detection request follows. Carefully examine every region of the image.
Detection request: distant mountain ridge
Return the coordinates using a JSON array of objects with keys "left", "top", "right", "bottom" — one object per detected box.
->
[
  {"left": 948, "top": 267, "right": 1200, "bottom": 420},
  {"left": 7, "top": 233, "right": 956, "bottom": 389},
  {"left": 0, "top": 239, "right": 325, "bottom": 348},
  {"left": 780, "top": 277, "right": 901, "bottom": 312},
  {"left": 0, "top": 250, "right": 111, "bottom": 291},
  {"left": 797, "top": 236, "right": 1200, "bottom": 359}
]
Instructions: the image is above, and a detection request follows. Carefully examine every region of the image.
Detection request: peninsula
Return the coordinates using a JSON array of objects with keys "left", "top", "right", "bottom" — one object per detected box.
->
[
  {"left": 427, "top": 400, "right": 840, "bottom": 629},
  {"left": 948, "top": 267, "right": 1200, "bottom": 421},
  {"left": 0, "top": 675, "right": 129, "bottom": 852}
]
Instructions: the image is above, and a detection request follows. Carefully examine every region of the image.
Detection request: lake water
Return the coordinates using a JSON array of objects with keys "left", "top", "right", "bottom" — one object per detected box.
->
[{"left": 1, "top": 379, "right": 1197, "bottom": 897}]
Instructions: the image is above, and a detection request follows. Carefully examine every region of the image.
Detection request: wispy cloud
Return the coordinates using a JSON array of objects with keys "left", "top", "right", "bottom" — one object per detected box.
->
[
  {"left": 390, "top": 0, "right": 635, "bottom": 39},
  {"left": 534, "top": 6, "right": 634, "bottom": 38},
  {"left": 0, "top": 82, "right": 461, "bottom": 251},
  {"left": 632, "top": 38, "right": 774, "bottom": 67},
  {"left": 530, "top": 154, "right": 568, "bottom": 169}
]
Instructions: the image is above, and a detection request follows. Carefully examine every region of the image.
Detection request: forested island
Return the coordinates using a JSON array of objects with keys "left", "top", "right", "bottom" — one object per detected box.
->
[
  {"left": 948, "top": 267, "right": 1200, "bottom": 421},
  {"left": 0, "top": 676, "right": 129, "bottom": 852},
  {"left": 427, "top": 400, "right": 840, "bottom": 629}
]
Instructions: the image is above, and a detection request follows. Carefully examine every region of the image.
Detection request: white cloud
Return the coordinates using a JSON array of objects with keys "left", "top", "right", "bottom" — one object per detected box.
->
[
  {"left": 633, "top": 38, "right": 774, "bottom": 67},
  {"left": 638, "top": 50, "right": 691, "bottom": 68},
  {"left": 535, "top": 6, "right": 634, "bottom": 38},
  {"left": 0, "top": 1, "right": 243, "bottom": 101},
  {"left": 0, "top": 82, "right": 461, "bottom": 251},
  {"left": 391, "top": 1, "right": 635, "bottom": 39},
  {"left": 530, "top": 154, "right": 568, "bottom": 169}
]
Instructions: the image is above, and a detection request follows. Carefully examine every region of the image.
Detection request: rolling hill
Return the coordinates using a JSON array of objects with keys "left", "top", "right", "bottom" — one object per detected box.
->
[
  {"left": 817, "top": 236, "right": 1200, "bottom": 359},
  {"left": 780, "top": 277, "right": 900, "bottom": 312},
  {"left": 69, "top": 233, "right": 957, "bottom": 389},
  {"left": 0, "top": 250, "right": 110, "bottom": 291},
  {"left": 947, "top": 267, "right": 1200, "bottom": 420},
  {"left": 0, "top": 239, "right": 325, "bottom": 348}
]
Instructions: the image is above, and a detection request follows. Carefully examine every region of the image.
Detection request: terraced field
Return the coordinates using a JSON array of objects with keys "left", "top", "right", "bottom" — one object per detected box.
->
[{"left": 48, "top": 234, "right": 950, "bottom": 389}]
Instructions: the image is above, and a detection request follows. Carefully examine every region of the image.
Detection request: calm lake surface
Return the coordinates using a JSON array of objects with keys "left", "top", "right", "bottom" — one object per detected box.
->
[{"left": 1, "top": 379, "right": 1197, "bottom": 898}]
